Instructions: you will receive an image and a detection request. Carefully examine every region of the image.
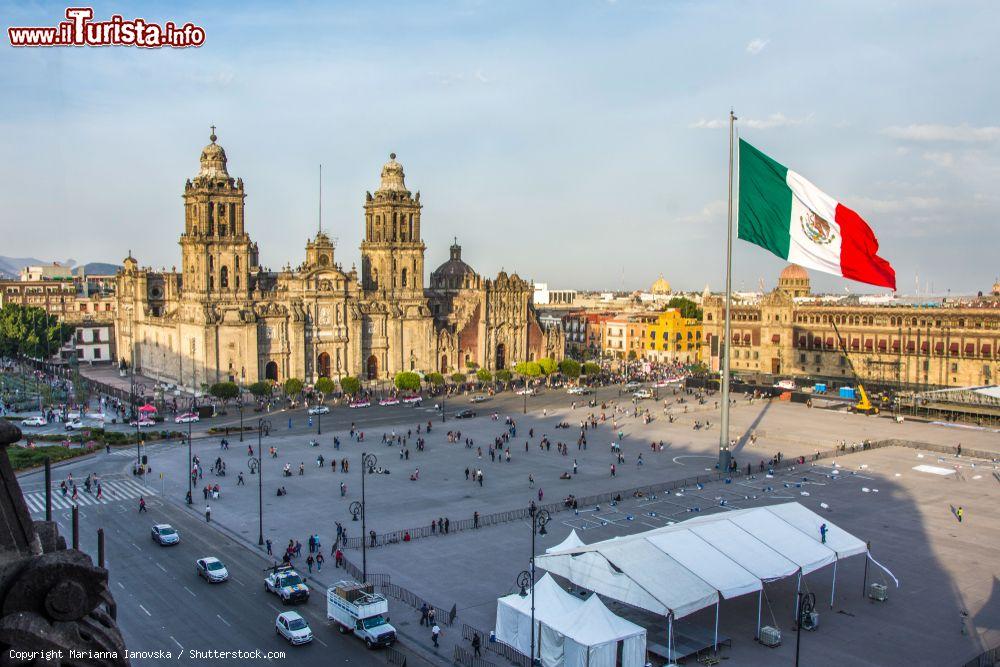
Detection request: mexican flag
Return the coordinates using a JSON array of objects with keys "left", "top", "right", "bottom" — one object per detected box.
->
[{"left": 738, "top": 139, "right": 896, "bottom": 289}]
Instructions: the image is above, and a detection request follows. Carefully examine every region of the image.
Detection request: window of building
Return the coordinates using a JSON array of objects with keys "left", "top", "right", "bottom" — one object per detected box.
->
[
  {"left": 93, "top": 348, "right": 101, "bottom": 360},
  {"left": 951, "top": 362, "right": 958, "bottom": 373},
  {"left": 220, "top": 266, "right": 229, "bottom": 288},
  {"left": 401, "top": 268, "right": 408, "bottom": 287},
  {"left": 799, "top": 353, "right": 806, "bottom": 362}
]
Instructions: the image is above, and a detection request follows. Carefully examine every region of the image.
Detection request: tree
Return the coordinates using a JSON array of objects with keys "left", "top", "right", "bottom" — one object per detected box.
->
[
  {"left": 450, "top": 372, "right": 466, "bottom": 384},
  {"left": 495, "top": 369, "right": 513, "bottom": 384},
  {"left": 340, "top": 376, "right": 361, "bottom": 396},
  {"left": 314, "top": 377, "right": 336, "bottom": 395},
  {"left": 466, "top": 360, "right": 479, "bottom": 370},
  {"left": 394, "top": 371, "right": 422, "bottom": 392},
  {"left": 209, "top": 382, "right": 240, "bottom": 402},
  {"left": 248, "top": 381, "right": 272, "bottom": 399},
  {"left": 627, "top": 350, "right": 638, "bottom": 360},
  {"left": 0, "top": 304, "right": 73, "bottom": 359},
  {"left": 425, "top": 372, "right": 445, "bottom": 387},
  {"left": 582, "top": 362, "right": 601, "bottom": 376},
  {"left": 476, "top": 368, "right": 493, "bottom": 383},
  {"left": 666, "top": 296, "right": 703, "bottom": 320},
  {"left": 538, "top": 357, "right": 559, "bottom": 376},
  {"left": 283, "top": 378, "right": 304, "bottom": 398},
  {"left": 515, "top": 361, "right": 542, "bottom": 378},
  {"left": 559, "top": 359, "right": 581, "bottom": 378}
]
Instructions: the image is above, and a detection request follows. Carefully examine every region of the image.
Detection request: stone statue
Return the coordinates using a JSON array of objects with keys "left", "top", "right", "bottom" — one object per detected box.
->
[{"left": 0, "top": 421, "right": 128, "bottom": 665}]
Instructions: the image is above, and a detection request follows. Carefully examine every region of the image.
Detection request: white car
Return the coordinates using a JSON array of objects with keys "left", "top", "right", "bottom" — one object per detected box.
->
[
  {"left": 401, "top": 395, "right": 422, "bottom": 404},
  {"left": 470, "top": 395, "right": 489, "bottom": 403},
  {"left": 378, "top": 397, "right": 400, "bottom": 406},
  {"left": 516, "top": 388, "right": 537, "bottom": 396},
  {"left": 174, "top": 412, "right": 200, "bottom": 424},
  {"left": 196, "top": 556, "right": 229, "bottom": 583},
  {"left": 275, "top": 611, "right": 313, "bottom": 645},
  {"left": 151, "top": 524, "right": 180, "bottom": 546},
  {"left": 265, "top": 566, "right": 310, "bottom": 603},
  {"left": 307, "top": 405, "right": 330, "bottom": 415},
  {"left": 623, "top": 381, "right": 641, "bottom": 391},
  {"left": 348, "top": 400, "right": 371, "bottom": 409},
  {"left": 633, "top": 389, "right": 653, "bottom": 399},
  {"left": 64, "top": 419, "right": 85, "bottom": 430},
  {"left": 21, "top": 416, "right": 47, "bottom": 427},
  {"left": 130, "top": 418, "right": 156, "bottom": 427}
]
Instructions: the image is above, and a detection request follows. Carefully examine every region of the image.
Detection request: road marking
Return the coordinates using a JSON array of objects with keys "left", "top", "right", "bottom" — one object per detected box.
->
[
  {"left": 139, "top": 604, "right": 152, "bottom": 616},
  {"left": 117, "top": 582, "right": 125, "bottom": 590},
  {"left": 156, "top": 562, "right": 167, "bottom": 572},
  {"left": 230, "top": 576, "right": 245, "bottom": 586},
  {"left": 169, "top": 636, "right": 183, "bottom": 651},
  {"left": 315, "top": 637, "right": 328, "bottom": 647},
  {"left": 216, "top": 614, "right": 231, "bottom": 627},
  {"left": 267, "top": 603, "right": 280, "bottom": 613},
  {"left": 131, "top": 542, "right": 142, "bottom": 551},
  {"left": 183, "top": 586, "right": 197, "bottom": 597}
]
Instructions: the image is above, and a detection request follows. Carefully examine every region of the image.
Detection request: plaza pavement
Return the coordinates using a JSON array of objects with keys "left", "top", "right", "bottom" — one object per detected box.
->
[{"left": 132, "top": 389, "right": 1000, "bottom": 665}]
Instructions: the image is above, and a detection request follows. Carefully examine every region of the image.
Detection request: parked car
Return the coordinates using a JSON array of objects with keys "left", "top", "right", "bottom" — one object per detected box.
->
[
  {"left": 276, "top": 611, "right": 313, "bottom": 645},
  {"left": 174, "top": 412, "right": 200, "bottom": 423},
  {"left": 633, "top": 389, "right": 653, "bottom": 399},
  {"left": 327, "top": 582, "right": 396, "bottom": 649},
  {"left": 265, "top": 565, "right": 310, "bottom": 604},
  {"left": 455, "top": 409, "right": 476, "bottom": 419},
  {"left": 401, "top": 395, "right": 422, "bottom": 405},
  {"left": 378, "top": 397, "right": 400, "bottom": 406},
  {"left": 307, "top": 405, "right": 330, "bottom": 415},
  {"left": 196, "top": 557, "right": 229, "bottom": 583},
  {"left": 515, "top": 388, "right": 537, "bottom": 396},
  {"left": 151, "top": 524, "right": 180, "bottom": 546},
  {"left": 21, "top": 416, "right": 47, "bottom": 427},
  {"left": 348, "top": 400, "right": 371, "bottom": 409},
  {"left": 470, "top": 395, "right": 489, "bottom": 403},
  {"left": 129, "top": 418, "right": 156, "bottom": 427},
  {"left": 64, "top": 419, "right": 85, "bottom": 430}
]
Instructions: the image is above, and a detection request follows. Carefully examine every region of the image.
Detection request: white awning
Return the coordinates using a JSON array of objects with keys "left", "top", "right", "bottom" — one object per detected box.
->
[
  {"left": 546, "top": 529, "right": 586, "bottom": 554},
  {"left": 536, "top": 502, "right": 868, "bottom": 619}
]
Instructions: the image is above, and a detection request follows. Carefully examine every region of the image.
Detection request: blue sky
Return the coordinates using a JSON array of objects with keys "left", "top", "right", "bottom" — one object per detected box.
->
[{"left": 1, "top": 0, "right": 997, "bottom": 294}]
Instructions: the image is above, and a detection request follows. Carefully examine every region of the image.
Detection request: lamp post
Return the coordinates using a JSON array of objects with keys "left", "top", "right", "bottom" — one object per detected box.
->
[
  {"left": 239, "top": 367, "right": 245, "bottom": 443},
  {"left": 349, "top": 451, "right": 377, "bottom": 582},
  {"left": 518, "top": 505, "right": 549, "bottom": 665},
  {"left": 186, "top": 388, "right": 197, "bottom": 504},
  {"left": 255, "top": 418, "right": 271, "bottom": 546}
]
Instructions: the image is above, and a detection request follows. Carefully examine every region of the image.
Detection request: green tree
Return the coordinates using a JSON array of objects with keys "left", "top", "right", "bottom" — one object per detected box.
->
[
  {"left": 0, "top": 304, "right": 73, "bottom": 359},
  {"left": 425, "top": 372, "right": 445, "bottom": 387},
  {"left": 476, "top": 368, "right": 493, "bottom": 383},
  {"left": 559, "top": 359, "right": 581, "bottom": 378},
  {"left": 627, "top": 350, "right": 638, "bottom": 360},
  {"left": 394, "top": 371, "right": 422, "bottom": 392},
  {"left": 283, "top": 378, "right": 304, "bottom": 397},
  {"left": 314, "top": 377, "right": 336, "bottom": 395},
  {"left": 248, "top": 381, "right": 272, "bottom": 399},
  {"left": 495, "top": 369, "right": 513, "bottom": 384},
  {"left": 340, "top": 376, "right": 361, "bottom": 396},
  {"left": 666, "top": 296, "right": 703, "bottom": 320},
  {"left": 538, "top": 357, "right": 559, "bottom": 375},
  {"left": 515, "top": 361, "right": 542, "bottom": 378},
  {"left": 450, "top": 372, "right": 466, "bottom": 384},
  {"left": 466, "top": 360, "right": 479, "bottom": 370},
  {"left": 209, "top": 382, "right": 240, "bottom": 402},
  {"left": 582, "top": 362, "right": 601, "bottom": 376}
]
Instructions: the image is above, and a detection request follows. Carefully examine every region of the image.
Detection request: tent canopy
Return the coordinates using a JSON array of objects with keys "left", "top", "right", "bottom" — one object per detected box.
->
[
  {"left": 562, "top": 593, "right": 644, "bottom": 645},
  {"left": 536, "top": 502, "right": 867, "bottom": 619},
  {"left": 546, "top": 529, "right": 585, "bottom": 554}
]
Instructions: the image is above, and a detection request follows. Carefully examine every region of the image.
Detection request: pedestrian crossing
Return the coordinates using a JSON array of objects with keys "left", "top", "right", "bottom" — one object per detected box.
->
[{"left": 22, "top": 478, "right": 156, "bottom": 515}]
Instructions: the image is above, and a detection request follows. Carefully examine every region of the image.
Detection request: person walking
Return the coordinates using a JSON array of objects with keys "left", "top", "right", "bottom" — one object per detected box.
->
[
  {"left": 335, "top": 548, "right": 344, "bottom": 568},
  {"left": 528, "top": 473, "right": 534, "bottom": 488},
  {"left": 431, "top": 623, "right": 441, "bottom": 648},
  {"left": 266, "top": 538, "right": 273, "bottom": 556},
  {"left": 205, "top": 504, "right": 212, "bottom": 522},
  {"left": 957, "top": 506, "right": 964, "bottom": 523},
  {"left": 420, "top": 603, "right": 429, "bottom": 626},
  {"left": 819, "top": 523, "right": 828, "bottom": 544},
  {"left": 473, "top": 511, "right": 480, "bottom": 529},
  {"left": 316, "top": 552, "right": 324, "bottom": 571},
  {"left": 538, "top": 488, "right": 543, "bottom": 502},
  {"left": 472, "top": 632, "right": 482, "bottom": 657},
  {"left": 306, "top": 554, "right": 314, "bottom": 573},
  {"left": 573, "top": 459, "right": 578, "bottom": 475},
  {"left": 610, "top": 463, "right": 616, "bottom": 477},
  {"left": 237, "top": 471, "right": 245, "bottom": 486},
  {"left": 138, "top": 496, "right": 147, "bottom": 513}
]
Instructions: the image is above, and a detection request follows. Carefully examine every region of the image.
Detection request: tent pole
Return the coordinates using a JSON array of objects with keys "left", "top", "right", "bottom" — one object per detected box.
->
[
  {"left": 713, "top": 599, "right": 720, "bottom": 654},
  {"left": 668, "top": 612, "right": 673, "bottom": 664},
  {"left": 830, "top": 559, "right": 838, "bottom": 608},
  {"left": 862, "top": 550, "right": 870, "bottom": 598},
  {"left": 794, "top": 570, "right": 802, "bottom": 622},
  {"left": 756, "top": 588, "right": 762, "bottom": 640}
]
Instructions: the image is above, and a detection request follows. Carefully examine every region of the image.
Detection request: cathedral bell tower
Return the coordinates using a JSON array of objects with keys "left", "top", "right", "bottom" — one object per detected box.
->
[
  {"left": 180, "top": 128, "right": 257, "bottom": 302},
  {"left": 360, "top": 153, "right": 425, "bottom": 297}
]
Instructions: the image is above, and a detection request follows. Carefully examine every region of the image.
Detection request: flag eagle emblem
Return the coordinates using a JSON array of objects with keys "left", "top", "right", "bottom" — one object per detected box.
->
[{"left": 800, "top": 211, "right": 835, "bottom": 245}]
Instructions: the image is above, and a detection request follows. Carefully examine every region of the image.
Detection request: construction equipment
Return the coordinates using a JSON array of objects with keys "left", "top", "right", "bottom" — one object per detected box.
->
[{"left": 831, "top": 321, "right": 880, "bottom": 415}]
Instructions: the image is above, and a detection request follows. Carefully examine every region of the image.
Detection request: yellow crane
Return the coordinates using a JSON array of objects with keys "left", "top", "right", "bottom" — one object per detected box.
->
[{"left": 831, "top": 321, "right": 879, "bottom": 415}]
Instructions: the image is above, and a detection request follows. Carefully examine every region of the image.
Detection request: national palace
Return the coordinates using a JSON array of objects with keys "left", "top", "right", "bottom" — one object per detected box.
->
[{"left": 113, "top": 131, "right": 563, "bottom": 388}]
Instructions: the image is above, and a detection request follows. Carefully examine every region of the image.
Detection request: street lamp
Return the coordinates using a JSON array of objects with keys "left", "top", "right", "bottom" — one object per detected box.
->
[
  {"left": 239, "top": 367, "right": 245, "bottom": 443},
  {"left": 349, "top": 451, "right": 378, "bottom": 582},
  {"left": 519, "top": 505, "right": 549, "bottom": 665},
  {"left": 255, "top": 418, "right": 271, "bottom": 546},
  {"left": 186, "top": 389, "right": 198, "bottom": 504}
]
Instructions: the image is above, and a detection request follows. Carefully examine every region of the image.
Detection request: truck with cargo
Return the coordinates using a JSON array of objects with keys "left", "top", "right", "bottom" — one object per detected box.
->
[{"left": 326, "top": 581, "right": 397, "bottom": 649}]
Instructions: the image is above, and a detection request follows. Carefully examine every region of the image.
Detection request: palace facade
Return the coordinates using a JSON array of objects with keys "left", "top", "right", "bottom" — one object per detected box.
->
[
  {"left": 114, "top": 131, "right": 562, "bottom": 388},
  {"left": 702, "top": 265, "right": 1000, "bottom": 390}
]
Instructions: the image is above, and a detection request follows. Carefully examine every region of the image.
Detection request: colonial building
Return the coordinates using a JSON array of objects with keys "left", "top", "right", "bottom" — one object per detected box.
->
[
  {"left": 702, "top": 265, "right": 1000, "bottom": 390},
  {"left": 114, "top": 131, "right": 562, "bottom": 389}
]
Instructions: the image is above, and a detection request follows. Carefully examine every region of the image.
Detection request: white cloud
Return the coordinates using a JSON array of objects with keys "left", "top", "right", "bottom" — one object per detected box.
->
[
  {"left": 921, "top": 151, "right": 955, "bottom": 168},
  {"left": 882, "top": 124, "right": 1000, "bottom": 143},
  {"left": 690, "top": 112, "right": 811, "bottom": 131},
  {"left": 475, "top": 69, "right": 490, "bottom": 84},
  {"left": 675, "top": 200, "right": 727, "bottom": 227},
  {"left": 746, "top": 38, "right": 769, "bottom": 55},
  {"left": 688, "top": 118, "right": 728, "bottom": 129},
  {"left": 849, "top": 195, "right": 944, "bottom": 214}
]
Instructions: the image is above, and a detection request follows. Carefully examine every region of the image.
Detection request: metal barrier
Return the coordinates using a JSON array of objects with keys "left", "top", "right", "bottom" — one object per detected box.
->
[
  {"left": 339, "top": 555, "right": 455, "bottom": 626},
  {"left": 462, "top": 623, "right": 531, "bottom": 667},
  {"left": 453, "top": 645, "right": 498, "bottom": 667},
  {"left": 962, "top": 644, "right": 1000, "bottom": 667},
  {"left": 384, "top": 645, "right": 407, "bottom": 666}
]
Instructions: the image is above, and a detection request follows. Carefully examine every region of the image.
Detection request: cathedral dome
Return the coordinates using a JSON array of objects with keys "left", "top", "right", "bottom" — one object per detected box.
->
[
  {"left": 431, "top": 240, "right": 477, "bottom": 288},
  {"left": 779, "top": 264, "right": 808, "bottom": 281},
  {"left": 198, "top": 128, "right": 229, "bottom": 179},
  {"left": 378, "top": 152, "right": 407, "bottom": 193},
  {"left": 650, "top": 274, "right": 672, "bottom": 294}
]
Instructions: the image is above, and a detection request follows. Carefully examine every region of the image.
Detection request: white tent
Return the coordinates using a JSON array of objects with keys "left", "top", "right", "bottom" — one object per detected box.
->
[
  {"left": 496, "top": 573, "right": 647, "bottom": 667},
  {"left": 535, "top": 503, "right": 869, "bottom": 662},
  {"left": 546, "top": 529, "right": 585, "bottom": 554}
]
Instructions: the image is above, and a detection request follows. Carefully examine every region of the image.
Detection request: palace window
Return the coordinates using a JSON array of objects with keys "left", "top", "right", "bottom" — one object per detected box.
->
[{"left": 401, "top": 268, "right": 408, "bottom": 288}]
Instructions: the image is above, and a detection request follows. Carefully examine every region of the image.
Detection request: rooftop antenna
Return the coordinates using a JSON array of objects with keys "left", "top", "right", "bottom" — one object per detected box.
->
[{"left": 318, "top": 164, "right": 323, "bottom": 235}]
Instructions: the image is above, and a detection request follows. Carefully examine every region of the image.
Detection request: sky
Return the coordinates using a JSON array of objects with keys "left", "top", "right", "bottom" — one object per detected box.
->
[{"left": 1, "top": 0, "right": 998, "bottom": 295}]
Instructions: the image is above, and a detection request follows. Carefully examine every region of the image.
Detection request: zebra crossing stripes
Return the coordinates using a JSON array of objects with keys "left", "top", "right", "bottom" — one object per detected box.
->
[{"left": 22, "top": 478, "right": 155, "bottom": 515}]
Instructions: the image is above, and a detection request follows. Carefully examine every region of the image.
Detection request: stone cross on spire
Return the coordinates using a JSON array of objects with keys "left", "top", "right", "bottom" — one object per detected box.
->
[{"left": 210, "top": 125, "right": 217, "bottom": 142}]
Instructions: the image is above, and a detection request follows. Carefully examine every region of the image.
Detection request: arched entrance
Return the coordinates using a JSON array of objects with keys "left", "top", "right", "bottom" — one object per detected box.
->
[
  {"left": 317, "top": 352, "right": 331, "bottom": 378},
  {"left": 495, "top": 343, "right": 506, "bottom": 370},
  {"left": 264, "top": 361, "right": 278, "bottom": 381},
  {"left": 366, "top": 355, "right": 379, "bottom": 380},
  {"left": 440, "top": 355, "right": 448, "bottom": 374}
]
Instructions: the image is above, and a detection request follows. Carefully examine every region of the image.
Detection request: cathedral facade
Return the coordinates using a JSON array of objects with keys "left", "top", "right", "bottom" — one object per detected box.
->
[{"left": 114, "top": 132, "right": 563, "bottom": 389}]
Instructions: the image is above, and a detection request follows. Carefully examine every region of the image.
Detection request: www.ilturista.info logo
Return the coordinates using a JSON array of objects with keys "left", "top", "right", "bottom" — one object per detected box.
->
[{"left": 8, "top": 7, "right": 205, "bottom": 48}]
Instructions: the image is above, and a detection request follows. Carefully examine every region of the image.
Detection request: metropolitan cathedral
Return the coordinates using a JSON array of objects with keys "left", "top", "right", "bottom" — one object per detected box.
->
[{"left": 114, "top": 130, "right": 563, "bottom": 389}]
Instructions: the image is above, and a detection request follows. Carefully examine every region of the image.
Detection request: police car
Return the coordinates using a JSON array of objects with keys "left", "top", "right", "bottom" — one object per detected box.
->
[{"left": 265, "top": 565, "right": 310, "bottom": 604}]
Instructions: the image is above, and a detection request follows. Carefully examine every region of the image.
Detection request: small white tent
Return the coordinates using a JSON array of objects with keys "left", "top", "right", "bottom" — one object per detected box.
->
[
  {"left": 496, "top": 574, "right": 647, "bottom": 667},
  {"left": 546, "top": 529, "right": 585, "bottom": 554}
]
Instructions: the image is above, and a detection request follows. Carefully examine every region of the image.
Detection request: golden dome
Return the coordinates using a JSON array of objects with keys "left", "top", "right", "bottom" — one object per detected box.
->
[
  {"left": 650, "top": 274, "right": 672, "bottom": 294},
  {"left": 779, "top": 264, "right": 809, "bottom": 282}
]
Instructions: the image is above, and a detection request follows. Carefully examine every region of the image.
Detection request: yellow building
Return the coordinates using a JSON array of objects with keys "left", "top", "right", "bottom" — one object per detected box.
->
[
  {"left": 603, "top": 314, "right": 654, "bottom": 360},
  {"left": 644, "top": 309, "right": 702, "bottom": 364}
]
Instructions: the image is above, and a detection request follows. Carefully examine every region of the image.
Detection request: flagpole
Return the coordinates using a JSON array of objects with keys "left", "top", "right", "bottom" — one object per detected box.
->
[{"left": 719, "top": 109, "right": 736, "bottom": 473}]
